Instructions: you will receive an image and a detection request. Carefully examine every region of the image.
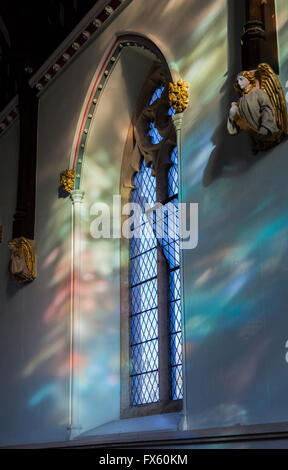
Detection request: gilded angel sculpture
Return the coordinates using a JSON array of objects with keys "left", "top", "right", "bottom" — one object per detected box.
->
[
  {"left": 8, "top": 237, "right": 36, "bottom": 284},
  {"left": 227, "top": 63, "right": 288, "bottom": 152}
]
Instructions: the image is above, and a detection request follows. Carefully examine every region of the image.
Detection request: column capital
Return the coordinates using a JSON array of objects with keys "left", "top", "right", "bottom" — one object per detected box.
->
[
  {"left": 70, "top": 189, "right": 85, "bottom": 204},
  {"left": 172, "top": 112, "right": 184, "bottom": 131}
]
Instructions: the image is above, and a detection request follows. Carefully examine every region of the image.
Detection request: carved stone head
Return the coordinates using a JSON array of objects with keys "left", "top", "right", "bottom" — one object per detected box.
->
[{"left": 234, "top": 70, "right": 257, "bottom": 94}]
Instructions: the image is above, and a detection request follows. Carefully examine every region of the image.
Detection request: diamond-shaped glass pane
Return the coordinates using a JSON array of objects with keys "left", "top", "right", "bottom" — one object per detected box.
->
[
  {"left": 131, "top": 160, "right": 156, "bottom": 210},
  {"left": 148, "top": 122, "right": 163, "bottom": 145},
  {"left": 170, "top": 299, "right": 182, "bottom": 333},
  {"left": 168, "top": 147, "right": 178, "bottom": 198},
  {"left": 169, "top": 269, "right": 181, "bottom": 301},
  {"left": 131, "top": 309, "right": 158, "bottom": 344},
  {"left": 131, "top": 339, "right": 159, "bottom": 375},
  {"left": 129, "top": 157, "right": 159, "bottom": 406},
  {"left": 168, "top": 106, "right": 176, "bottom": 116},
  {"left": 163, "top": 240, "right": 180, "bottom": 270},
  {"left": 149, "top": 199, "right": 180, "bottom": 270},
  {"left": 131, "top": 372, "right": 159, "bottom": 405},
  {"left": 170, "top": 332, "right": 183, "bottom": 367},
  {"left": 171, "top": 365, "right": 183, "bottom": 401},
  {"left": 170, "top": 146, "right": 178, "bottom": 165},
  {"left": 149, "top": 85, "right": 164, "bottom": 105},
  {"left": 130, "top": 248, "right": 157, "bottom": 286},
  {"left": 130, "top": 231, "right": 157, "bottom": 258},
  {"left": 131, "top": 278, "right": 158, "bottom": 315},
  {"left": 152, "top": 201, "right": 179, "bottom": 241}
]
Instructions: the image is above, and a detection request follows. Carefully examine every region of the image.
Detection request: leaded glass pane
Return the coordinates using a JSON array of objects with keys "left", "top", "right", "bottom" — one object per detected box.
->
[
  {"left": 130, "top": 231, "right": 157, "bottom": 259},
  {"left": 131, "top": 339, "right": 159, "bottom": 375},
  {"left": 170, "top": 299, "right": 181, "bottom": 333},
  {"left": 171, "top": 365, "right": 183, "bottom": 401},
  {"left": 131, "top": 372, "right": 159, "bottom": 405},
  {"left": 167, "top": 146, "right": 183, "bottom": 401},
  {"left": 131, "top": 309, "right": 158, "bottom": 345},
  {"left": 148, "top": 122, "right": 163, "bottom": 145},
  {"left": 168, "top": 147, "right": 179, "bottom": 198},
  {"left": 130, "top": 248, "right": 157, "bottom": 286},
  {"left": 131, "top": 160, "right": 156, "bottom": 210},
  {"left": 130, "top": 278, "right": 158, "bottom": 315},
  {"left": 162, "top": 240, "right": 180, "bottom": 270},
  {"left": 129, "top": 107, "right": 183, "bottom": 407},
  {"left": 168, "top": 106, "right": 176, "bottom": 116},
  {"left": 149, "top": 85, "right": 165, "bottom": 105},
  {"left": 130, "top": 159, "right": 159, "bottom": 406},
  {"left": 170, "top": 332, "right": 182, "bottom": 367},
  {"left": 169, "top": 268, "right": 181, "bottom": 301},
  {"left": 153, "top": 201, "right": 179, "bottom": 242}
]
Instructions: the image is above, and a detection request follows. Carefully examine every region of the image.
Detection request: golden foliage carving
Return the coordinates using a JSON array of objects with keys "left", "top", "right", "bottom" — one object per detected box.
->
[
  {"left": 169, "top": 79, "right": 189, "bottom": 113},
  {"left": 60, "top": 169, "right": 75, "bottom": 193},
  {"left": 257, "top": 63, "right": 288, "bottom": 135}
]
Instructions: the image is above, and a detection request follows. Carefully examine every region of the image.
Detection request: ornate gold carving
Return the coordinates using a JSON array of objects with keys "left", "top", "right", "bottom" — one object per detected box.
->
[
  {"left": 228, "top": 63, "right": 288, "bottom": 152},
  {"left": 257, "top": 62, "right": 288, "bottom": 136},
  {"left": 121, "top": 64, "right": 178, "bottom": 198},
  {"left": 8, "top": 237, "right": 36, "bottom": 284},
  {"left": 60, "top": 169, "right": 75, "bottom": 193},
  {"left": 169, "top": 79, "right": 189, "bottom": 113}
]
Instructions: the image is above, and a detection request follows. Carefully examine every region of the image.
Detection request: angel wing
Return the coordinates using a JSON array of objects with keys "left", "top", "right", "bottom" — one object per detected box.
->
[{"left": 257, "top": 63, "right": 288, "bottom": 135}]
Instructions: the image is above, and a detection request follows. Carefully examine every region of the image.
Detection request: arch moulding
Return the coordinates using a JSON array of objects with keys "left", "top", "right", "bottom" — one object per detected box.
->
[{"left": 68, "top": 32, "right": 180, "bottom": 190}]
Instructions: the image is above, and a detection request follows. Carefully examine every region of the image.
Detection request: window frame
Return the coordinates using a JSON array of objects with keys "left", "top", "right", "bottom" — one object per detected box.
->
[{"left": 119, "top": 63, "right": 183, "bottom": 419}]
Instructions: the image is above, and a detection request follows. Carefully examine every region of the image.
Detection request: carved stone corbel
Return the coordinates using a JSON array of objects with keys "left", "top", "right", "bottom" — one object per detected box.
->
[{"left": 8, "top": 237, "right": 36, "bottom": 284}]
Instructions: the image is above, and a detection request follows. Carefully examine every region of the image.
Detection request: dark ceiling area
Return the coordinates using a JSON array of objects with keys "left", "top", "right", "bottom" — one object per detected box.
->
[{"left": 0, "top": 0, "right": 100, "bottom": 111}]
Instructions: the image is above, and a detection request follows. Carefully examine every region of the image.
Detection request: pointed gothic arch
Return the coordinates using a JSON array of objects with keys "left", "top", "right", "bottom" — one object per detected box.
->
[{"left": 67, "top": 33, "right": 185, "bottom": 433}]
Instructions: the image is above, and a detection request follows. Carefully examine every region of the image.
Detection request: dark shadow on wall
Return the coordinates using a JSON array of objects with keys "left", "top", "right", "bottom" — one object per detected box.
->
[{"left": 203, "top": 0, "right": 271, "bottom": 187}]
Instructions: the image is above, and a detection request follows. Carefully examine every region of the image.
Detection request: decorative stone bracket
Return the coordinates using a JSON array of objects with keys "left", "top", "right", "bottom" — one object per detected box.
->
[{"left": 8, "top": 237, "right": 36, "bottom": 284}]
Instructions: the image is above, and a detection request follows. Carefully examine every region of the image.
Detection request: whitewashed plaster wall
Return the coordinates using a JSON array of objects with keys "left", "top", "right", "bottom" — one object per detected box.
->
[{"left": 1, "top": 0, "right": 288, "bottom": 447}]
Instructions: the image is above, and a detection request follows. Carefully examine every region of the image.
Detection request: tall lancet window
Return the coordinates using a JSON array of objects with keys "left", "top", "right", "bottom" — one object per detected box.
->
[
  {"left": 129, "top": 160, "right": 158, "bottom": 405},
  {"left": 120, "top": 68, "right": 183, "bottom": 417}
]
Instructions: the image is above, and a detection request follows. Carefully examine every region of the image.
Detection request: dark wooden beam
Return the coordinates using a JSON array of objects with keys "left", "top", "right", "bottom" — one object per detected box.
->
[
  {"left": 13, "top": 80, "right": 38, "bottom": 240},
  {"left": 242, "top": 0, "right": 266, "bottom": 70},
  {"left": 263, "top": 0, "right": 279, "bottom": 73},
  {"left": 241, "top": 0, "right": 279, "bottom": 73}
]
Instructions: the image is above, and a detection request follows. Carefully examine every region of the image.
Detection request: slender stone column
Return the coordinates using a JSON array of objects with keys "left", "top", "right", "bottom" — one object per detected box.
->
[
  {"left": 68, "top": 189, "right": 85, "bottom": 440},
  {"left": 172, "top": 112, "right": 188, "bottom": 431}
]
